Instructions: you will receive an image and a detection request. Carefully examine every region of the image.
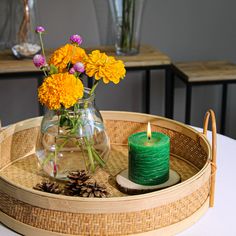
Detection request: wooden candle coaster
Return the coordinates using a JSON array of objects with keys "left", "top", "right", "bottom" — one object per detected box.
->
[{"left": 116, "top": 169, "right": 181, "bottom": 195}]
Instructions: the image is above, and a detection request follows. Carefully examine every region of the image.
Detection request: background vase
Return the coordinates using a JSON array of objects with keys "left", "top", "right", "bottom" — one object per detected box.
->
[
  {"left": 0, "top": 0, "right": 20, "bottom": 50},
  {"left": 11, "top": 0, "right": 41, "bottom": 59},
  {"left": 108, "top": 0, "right": 145, "bottom": 55}
]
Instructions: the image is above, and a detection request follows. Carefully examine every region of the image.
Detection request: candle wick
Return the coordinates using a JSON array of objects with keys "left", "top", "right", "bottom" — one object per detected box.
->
[{"left": 148, "top": 136, "right": 151, "bottom": 141}]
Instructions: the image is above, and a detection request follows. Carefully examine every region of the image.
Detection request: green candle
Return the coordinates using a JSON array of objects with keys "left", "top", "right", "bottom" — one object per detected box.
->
[{"left": 128, "top": 130, "right": 170, "bottom": 186}]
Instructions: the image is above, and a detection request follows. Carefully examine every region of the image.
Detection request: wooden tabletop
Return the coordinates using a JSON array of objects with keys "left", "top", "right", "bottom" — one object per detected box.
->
[
  {"left": 86, "top": 45, "right": 171, "bottom": 67},
  {"left": 175, "top": 61, "right": 236, "bottom": 82},
  {"left": 0, "top": 45, "right": 171, "bottom": 75}
]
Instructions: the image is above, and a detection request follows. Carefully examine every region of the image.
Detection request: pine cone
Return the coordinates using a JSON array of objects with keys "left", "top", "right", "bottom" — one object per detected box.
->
[
  {"left": 33, "top": 180, "right": 62, "bottom": 194},
  {"left": 64, "top": 170, "right": 91, "bottom": 196},
  {"left": 79, "top": 182, "right": 109, "bottom": 198},
  {"left": 67, "top": 170, "right": 91, "bottom": 182}
]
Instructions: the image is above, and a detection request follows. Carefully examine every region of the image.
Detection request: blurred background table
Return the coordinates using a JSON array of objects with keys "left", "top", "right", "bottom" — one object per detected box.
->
[{"left": 0, "top": 45, "right": 173, "bottom": 118}]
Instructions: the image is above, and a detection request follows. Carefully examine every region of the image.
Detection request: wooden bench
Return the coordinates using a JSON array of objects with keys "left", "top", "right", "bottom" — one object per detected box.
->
[{"left": 173, "top": 61, "right": 236, "bottom": 134}]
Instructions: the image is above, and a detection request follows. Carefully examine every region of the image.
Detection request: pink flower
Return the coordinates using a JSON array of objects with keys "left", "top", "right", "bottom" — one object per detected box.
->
[
  {"left": 70, "top": 34, "right": 82, "bottom": 45},
  {"left": 69, "top": 67, "right": 76, "bottom": 74},
  {"left": 35, "top": 26, "right": 45, "bottom": 33},
  {"left": 33, "top": 54, "right": 46, "bottom": 68},
  {"left": 73, "top": 62, "right": 85, "bottom": 73}
]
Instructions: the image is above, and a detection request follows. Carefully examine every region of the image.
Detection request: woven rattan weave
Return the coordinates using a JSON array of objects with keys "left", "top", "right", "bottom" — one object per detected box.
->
[{"left": 0, "top": 111, "right": 216, "bottom": 236}]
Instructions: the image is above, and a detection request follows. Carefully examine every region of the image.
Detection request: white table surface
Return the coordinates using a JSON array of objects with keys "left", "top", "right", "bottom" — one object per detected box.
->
[{"left": 0, "top": 128, "right": 236, "bottom": 236}]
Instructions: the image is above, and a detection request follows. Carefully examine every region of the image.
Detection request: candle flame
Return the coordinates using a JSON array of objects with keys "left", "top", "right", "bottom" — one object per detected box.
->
[{"left": 147, "top": 122, "right": 152, "bottom": 140}]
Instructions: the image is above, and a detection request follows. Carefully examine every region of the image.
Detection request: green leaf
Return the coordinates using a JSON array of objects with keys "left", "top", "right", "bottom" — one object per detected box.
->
[
  {"left": 59, "top": 115, "right": 67, "bottom": 127},
  {"left": 49, "top": 64, "right": 58, "bottom": 75}
]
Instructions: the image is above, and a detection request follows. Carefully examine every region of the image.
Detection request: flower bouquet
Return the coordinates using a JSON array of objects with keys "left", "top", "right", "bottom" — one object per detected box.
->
[{"left": 33, "top": 26, "right": 126, "bottom": 179}]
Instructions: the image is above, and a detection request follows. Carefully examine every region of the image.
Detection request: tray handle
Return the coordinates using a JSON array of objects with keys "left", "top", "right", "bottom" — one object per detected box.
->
[{"left": 203, "top": 109, "right": 217, "bottom": 207}]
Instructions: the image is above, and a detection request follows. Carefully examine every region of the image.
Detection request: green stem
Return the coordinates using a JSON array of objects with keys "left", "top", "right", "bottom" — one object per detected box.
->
[
  {"left": 90, "top": 80, "right": 99, "bottom": 95},
  {"left": 92, "top": 147, "right": 106, "bottom": 167},
  {"left": 42, "top": 69, "right": 47, "bottom": 77},
  {"left": 39, "top": 33, "right": 46, "bottom": 59},
  {"left": 121, "top": 0, "right": 126, "bottom": 49},
  {"left": 41, "top": 152, "right": 54, "bottom": 167},
  {"left": 84, "top": 80, "right": 99, "bottom": 109},
  {"left": 55, "top": 138, "right": 69, "bottom": 158},
  {"left": 130, "top": 0, "right": 135, "bottom": 50},
  {"left": 41, "top": 136, "right": 69, "bottom": 168},
  {"left": 84, "top": 137, "right": 95, "bottom": 172},
  {"left": 76, "top": 140, "right": 89, "bottom": 170},
  {"left": 121, "top": 0, "right": 135, "bottom": 52}
]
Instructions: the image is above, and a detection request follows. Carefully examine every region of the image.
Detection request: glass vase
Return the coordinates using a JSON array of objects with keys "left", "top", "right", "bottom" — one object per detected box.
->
[
  {"left": 11, "top": 0, "right": 41, "bottom": 59},
  {"left": 0, "top": 0, "right": 16, "bottom": 50},
  {"left": 36, "top": 88, "right": 110, "bottom": 180},
  {"left": 108, "top": 0, "right": 145, "bottom": 56}
]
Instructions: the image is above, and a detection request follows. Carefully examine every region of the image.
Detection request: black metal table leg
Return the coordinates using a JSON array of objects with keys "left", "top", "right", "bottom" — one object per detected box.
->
[
  {"left": 185, "top": 83, "right": 192, "bottom": 124},
  {"left": 220, "top": 83, "right": 228, "bottom": 134},
  {"left": 165, "top": 65, "right": 174, "bottom": 119},
  {"left": 37, "top": 74, "right": 44, "bottom": 116},
  {"left": 144, "top": 70, "right": 151, "bottom": 114}
]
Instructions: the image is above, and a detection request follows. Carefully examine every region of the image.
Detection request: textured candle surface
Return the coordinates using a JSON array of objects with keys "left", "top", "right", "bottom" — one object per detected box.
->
[{"left": 128, "top": 132, "right": 170, "bottom": 185}]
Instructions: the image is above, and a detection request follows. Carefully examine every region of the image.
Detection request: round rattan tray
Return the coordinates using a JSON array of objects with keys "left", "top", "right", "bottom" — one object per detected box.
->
[{"left": 0, "top": 110, "right": 217, "bottom": 236}]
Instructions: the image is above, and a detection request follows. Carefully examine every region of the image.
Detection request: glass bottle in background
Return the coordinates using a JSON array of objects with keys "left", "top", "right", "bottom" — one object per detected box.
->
[
  {"left": 0, "top": 0, "right": 17, "bottom": 50},
  {"left": 11, "top": 0, "right": 41, "bottom": 59},
  {"left": 109, "top": 0, "right": 145, "bottom": 56}
]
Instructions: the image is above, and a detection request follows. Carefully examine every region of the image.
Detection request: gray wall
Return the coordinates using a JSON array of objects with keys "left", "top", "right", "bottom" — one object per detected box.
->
[{"left": 0, "top": 0, "right": 236, "bottom": 138}]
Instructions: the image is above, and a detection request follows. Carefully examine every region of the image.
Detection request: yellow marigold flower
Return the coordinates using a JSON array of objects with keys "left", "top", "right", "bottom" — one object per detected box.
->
[
  {"left": 38, "top": 73, "right": 84, "bottom": 110},
  {"left": 85, "top": 50, "right": 126, "bottom": 84},
  {"left": 49, "top": 44, "right": 87, "bottom": 72}
]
